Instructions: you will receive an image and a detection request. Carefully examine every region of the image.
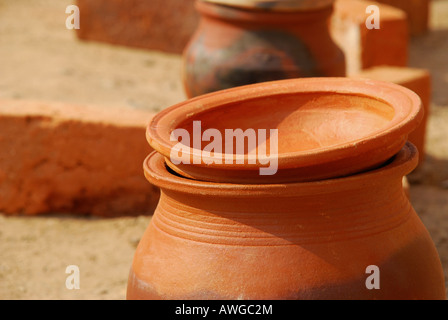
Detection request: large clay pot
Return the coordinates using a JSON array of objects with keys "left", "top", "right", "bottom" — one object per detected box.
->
[
  {"left": 148, "top": 78, "right": 423, "bottom": 184},
  {"left": 182, "top": 0, "right": 346, "bottom": 98},
  {"left": 127, "top": 142, "right": 445, "bottom": 299}
]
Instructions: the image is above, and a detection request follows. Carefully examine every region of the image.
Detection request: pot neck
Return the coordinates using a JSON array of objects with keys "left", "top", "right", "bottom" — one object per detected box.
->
[
  {"left": 195, "top": 0, "right": 334, "bottom": 25},
  {"left": 147, "top": 143, "right": 418, "bottom": 246},
  {"left": 154, "top": 177, "right": 411, "bottom": 246}
]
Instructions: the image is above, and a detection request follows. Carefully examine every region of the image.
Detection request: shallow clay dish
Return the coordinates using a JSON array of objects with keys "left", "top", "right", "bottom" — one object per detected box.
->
[{"left": 147, "top": 78, "right": 423, "bottom": 183}]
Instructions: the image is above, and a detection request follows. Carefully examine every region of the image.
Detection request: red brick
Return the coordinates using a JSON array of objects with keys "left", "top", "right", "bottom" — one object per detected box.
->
[
  {"left": 76, "top": 0, "right": 199, "bottom": 54},
  {"left": 0, "top": 100, "right": 159, "bottom": 217},
  {"left": 331, "top": 0, "right": 409, "bottom": 75},
  {"left": 352, "top": 66, "right": 431, "bottom": 166},
  {"left": 366, "top": 0, "right": 430, "bottom": 35}
]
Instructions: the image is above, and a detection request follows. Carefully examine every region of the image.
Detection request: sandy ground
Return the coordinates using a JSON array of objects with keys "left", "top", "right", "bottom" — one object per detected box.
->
[{"left": 0, "top": 0, "right": 447, "bottom": 300}]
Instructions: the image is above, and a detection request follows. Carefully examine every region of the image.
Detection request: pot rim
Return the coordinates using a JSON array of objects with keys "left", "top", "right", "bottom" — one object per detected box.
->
[
  {"left": 199, "top": 0, "right": 335, "bottom": 12},
  {"left": 195, "top": 0, "right": 334, "bottom": 23},
  {"left": 143, "top": 142, "right": 418, "bottom": 197},
  {"left": 147, "top": 78, "right": 423, "bottom": 170}
]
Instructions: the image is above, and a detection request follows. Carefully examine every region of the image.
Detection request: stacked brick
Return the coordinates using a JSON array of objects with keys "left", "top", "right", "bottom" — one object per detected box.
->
[
  {"left": 367, "top": 0, "right": 430, "bottom": 35},
  {"left": 0, "top": 100, "right": 158, "bottom": 217},
  {"left": 331, "top": 0, "right": 409, "bottom": 75},
  {"left": 76, "top": 0, "right": 199, "bottom": 54}
]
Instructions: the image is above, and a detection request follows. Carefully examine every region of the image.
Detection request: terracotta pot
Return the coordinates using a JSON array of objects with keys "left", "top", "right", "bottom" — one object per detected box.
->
[
  {"left": 147, "top": 78, "right": 423, "bottom": 184},
  {"left": 127, "top": 142, "right": 445, "bottom": 300},
  {"left": 182, "top": 0, "right": 346, "bottom": 98}
]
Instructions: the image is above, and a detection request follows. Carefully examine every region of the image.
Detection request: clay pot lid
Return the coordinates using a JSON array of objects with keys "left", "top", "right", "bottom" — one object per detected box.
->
[
  {"left": 147, "top": 78, "right": 423, "bottom": 184},
  {"left": 199, "top": 0, "right": 335, "bottom": 11}
]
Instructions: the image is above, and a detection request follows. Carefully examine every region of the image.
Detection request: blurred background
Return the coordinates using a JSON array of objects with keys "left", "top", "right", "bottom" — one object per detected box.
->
[{"left": 0, "top": 0, "right": 447, "bottom": 299}]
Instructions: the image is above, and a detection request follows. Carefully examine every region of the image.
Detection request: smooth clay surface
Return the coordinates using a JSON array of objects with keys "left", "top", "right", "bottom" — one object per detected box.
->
[
  {"left": 0, "top": 0, "right": 448, "bottom": 299},
  {"left": 150, "top": 79, "right": 421, "bottom": 183}
]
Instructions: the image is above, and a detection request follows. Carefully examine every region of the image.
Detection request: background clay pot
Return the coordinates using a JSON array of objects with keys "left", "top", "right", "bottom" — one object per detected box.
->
[
  {"left": 127, "top": 143, "right": 445, "bottom": 300},
  {"left": 148, "top": 78, "right": 423, "bottom": 184},
  {"left": 182, "top": 0, "right": 346, "bottom": 98},
  {"left": 203, "top": 0, "right": 336, "bottom": 11}
]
